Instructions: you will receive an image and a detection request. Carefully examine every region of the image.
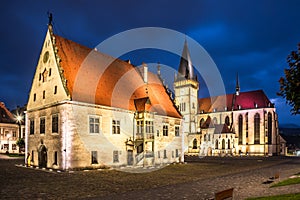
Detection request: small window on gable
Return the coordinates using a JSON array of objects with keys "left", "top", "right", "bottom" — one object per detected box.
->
[
  {"left": 54, "top": 86, "right": 57, "bottom": 95},
  {"left": 33, "top": 93, "right": 36, "bottom": 102},
  {"left": 49, "top": 68, "right": 52, "bottom": 76}
]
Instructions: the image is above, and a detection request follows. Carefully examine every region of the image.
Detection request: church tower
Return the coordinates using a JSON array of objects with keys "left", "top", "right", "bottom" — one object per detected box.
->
[{"left": 174, "top": 40, "right": 199, "bottom": 134}]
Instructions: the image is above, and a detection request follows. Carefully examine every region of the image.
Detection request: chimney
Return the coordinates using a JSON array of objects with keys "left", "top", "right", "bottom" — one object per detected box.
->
[{"left": 143, "top": 63, "right": 148, "bottom": 83}]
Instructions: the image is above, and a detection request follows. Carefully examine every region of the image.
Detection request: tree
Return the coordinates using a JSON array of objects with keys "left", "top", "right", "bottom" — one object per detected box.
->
[
  {"left": 278, "top": 43, "right": 300, "bottom": 115},
  {"left": 16, "top": 138, "right": 25, "bottom": 153}
]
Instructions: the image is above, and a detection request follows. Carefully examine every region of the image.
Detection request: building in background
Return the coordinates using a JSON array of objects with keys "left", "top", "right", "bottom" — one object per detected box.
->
[
  {"left": 0, "top": 102, "right": 25, "bottom": 154},
  {"left": 174, "top": 41, "right": 282, "bottom": 156}
]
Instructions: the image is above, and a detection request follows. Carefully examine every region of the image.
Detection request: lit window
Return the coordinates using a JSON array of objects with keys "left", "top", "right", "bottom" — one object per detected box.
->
[
  {"left": 254, "top": 113, "right": 260, "bottom": 144},
  {"left": 112, "top": 120, "right": 120, "bottom": 134},
  {"left": 89, "top": 117, "right": 100, "bottom": 134}
]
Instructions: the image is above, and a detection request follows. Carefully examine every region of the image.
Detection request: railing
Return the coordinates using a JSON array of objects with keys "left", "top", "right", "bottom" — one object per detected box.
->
[
  {"left": 145, "top": 151, "right": 154, "bottom": 158},
  {"left": 135, "top": 152, "right": 144, "bottom": 163},
  {"left": 135, "top": 133, "right": 154, "bottom": 140}
]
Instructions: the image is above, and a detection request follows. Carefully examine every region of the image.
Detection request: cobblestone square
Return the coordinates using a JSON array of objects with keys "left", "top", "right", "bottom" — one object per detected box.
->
[{"left": 1, "top": 155, "right": 300, "bottom": 199}]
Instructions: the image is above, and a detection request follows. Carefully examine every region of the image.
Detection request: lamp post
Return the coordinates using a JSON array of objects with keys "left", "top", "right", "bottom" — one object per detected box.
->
[
  {"left": 16, "top": 115, "right": 22, "bottom": 139},
  {"left": 6, "top": 133, "right": 11, "bottom": 154}
]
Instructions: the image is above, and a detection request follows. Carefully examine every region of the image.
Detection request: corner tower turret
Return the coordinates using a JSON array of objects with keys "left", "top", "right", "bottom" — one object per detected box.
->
[{"left": 174, "top": 40, "right": 199, "bottom": 134}]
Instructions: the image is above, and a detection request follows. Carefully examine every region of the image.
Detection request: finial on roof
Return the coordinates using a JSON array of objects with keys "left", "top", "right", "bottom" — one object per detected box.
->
[
  {"left": 178, "top": 38, "right": 195, "bottom": 80},
  {"left": 235, "top": 72, "right": 240, "bottom": 96},
  {"left": 157, "top": 62, "right": 161, "bottom": 76},
  {"left": 47, "top": 11, "right": 53, "bottom": 26}
]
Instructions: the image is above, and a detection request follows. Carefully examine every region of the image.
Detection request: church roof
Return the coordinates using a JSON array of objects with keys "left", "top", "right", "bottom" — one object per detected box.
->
[
  {"left": 53, "top": 34, "right": 181, "bottom": 118},
  {"left": 214, "top": 124, "right": 233, "bottom": 134},
  {"left": 0, "top": 102, "right": 15, "bottom": 124},
  {"left": 177, "top": 40, "right": 196, "bottom": 80},
  {"left": 198, "top": 90, "right": 274, "bottom": 113}
]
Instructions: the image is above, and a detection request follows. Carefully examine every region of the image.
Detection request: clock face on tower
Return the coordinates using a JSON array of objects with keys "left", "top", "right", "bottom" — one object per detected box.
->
[{"left": 43, "top": 51, "right": 49, "bottom": 63}]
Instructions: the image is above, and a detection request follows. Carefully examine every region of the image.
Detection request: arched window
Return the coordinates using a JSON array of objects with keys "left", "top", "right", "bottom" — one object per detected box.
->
[
  {"left": 215, "top": 139, "right": 218, "bottom": 149},
  {"left": 254, "top": 113, "right": 260, "bottom": 144},
  {"left": 228, "top": 139, "right": 230, "bottom": 149},
  {"left": 193, "top": 139, "right": 197, "bottom": 149},
  {"left": 225, "top": 116, "right": 230, "bottom": 126},
  {"left": 200, "top": 118, "right": 205, "bottom": 128},
  {"left": 245, "top": 112, "right": 249, "bottom": 137},
  {"left": 208, "top": 134, "right": 211, "bottom": 141},
  {"left": 238, "top": 114, "right": 243, "bottom": 145},
  {"left": 222, "top": 139, "right": 225, "bottom": 149},
  {"left": 268, "top": 112, "right": 272, "bottom": 144},
  {"left": 213, "top": 117, "right": 218, "bottom": 125}
]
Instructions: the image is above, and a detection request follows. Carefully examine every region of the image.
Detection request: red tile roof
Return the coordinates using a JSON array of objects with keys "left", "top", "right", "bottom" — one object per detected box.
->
[
  {"left": 54, "top": 34, "right": 181, "bottom": 118},
  {"left": 198, "top": 90, "right": 273, "bottom": 113},
  {"left": 0, "top": 102, "right": 15, "bottom": 124}
]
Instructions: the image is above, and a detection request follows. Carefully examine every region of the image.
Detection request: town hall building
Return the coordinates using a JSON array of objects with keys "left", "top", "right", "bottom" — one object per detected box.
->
[{"left": 26, "top": 22, "right": 183, "bottom": 170}]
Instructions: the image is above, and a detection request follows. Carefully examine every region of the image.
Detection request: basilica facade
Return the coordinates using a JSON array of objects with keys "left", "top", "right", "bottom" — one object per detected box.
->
[{"left": 174, "top": 41, "right": 281, "bottom": 156}]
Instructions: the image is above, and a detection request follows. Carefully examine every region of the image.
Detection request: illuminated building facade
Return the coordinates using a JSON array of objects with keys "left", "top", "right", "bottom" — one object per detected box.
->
[
  {"left": 26, "top": 24, "right": 182, "bottom": 170},
  {"left": 174, "top": 42, "right": 282, "bottom": 156}
]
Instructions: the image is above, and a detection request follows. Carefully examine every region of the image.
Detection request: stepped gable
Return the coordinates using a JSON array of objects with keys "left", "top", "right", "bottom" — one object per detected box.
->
[
  {"left": 54, "top": 34, "right": 181, "bottom": 118},
  {"left": 198, "top": 90, "right": 273, "bottom": 113}
]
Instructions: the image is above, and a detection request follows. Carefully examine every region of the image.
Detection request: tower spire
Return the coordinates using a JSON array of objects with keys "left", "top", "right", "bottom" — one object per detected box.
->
[
  {"left": 235, "top": 72, "right": 240, "bottom": 96},
  {"left": 178, "top": 39, "right": 195, "bottom": 80}
]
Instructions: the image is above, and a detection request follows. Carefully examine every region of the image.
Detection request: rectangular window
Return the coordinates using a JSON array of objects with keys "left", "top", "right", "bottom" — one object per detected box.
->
[
  {"left": 43, "top": 90, "right": 45, "bottom": 99},
  {"left": 175, "top": 126, "right": 180, "bottom": 136},
  {"left": 176, "top": 149, "right": 179, "bottom": 157},
  {"left": 89, "top": 117, "right": 100, "bottom": 134},
  {"left": 30, "top": 120, "right": 35, "bottom": 135},
  {"left": 52, "top": 115, "right": 58, "bottom": 133},
  {"left": 163, "top": 125, "right": 168, "bottom": 136},
  {"left": 164, "top": 150, "right": 167, "bottom": 158},
  {"left": 54, "top": 86, "right": 57, "bottom": 94},
  {"left": 4, "top": 144, "right": 9, "bottom": 151},
  {"left": 91, "top": 151, "right": 98, "bottom": 164},
  {"left": 33, "top": 93, "right": 36, "bottom": 102},
  {"left": 31, "top": 150, "right": 34, "bottom": 162},
  {"left": 12, "top": 131, "right": 16, "bottom": 138},
  {"left": 172, "top": 151, "right": 174, "bottom": 158},
  {"left": 112, "top": 120, "right": 120, "bottom": 134},
  {"left": 158, "top": 151, "right": 160, "bottom": 158},
  {"left": 113, "top": 150, "right": 119, "bottom": 163},
  {"left": 40, "top": 118, "right": 45, "bottom": 134},
  {"left": 12, "top": 144, "right": 17, "bottom": 150},
  {"left": 54, "top": 151, "right": 58, "bottom": 165}
]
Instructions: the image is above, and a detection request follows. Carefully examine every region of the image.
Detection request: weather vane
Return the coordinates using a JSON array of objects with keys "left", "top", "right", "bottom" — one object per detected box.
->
[{"left": 47, "top": 11, "right": 53, "bottom": 26}]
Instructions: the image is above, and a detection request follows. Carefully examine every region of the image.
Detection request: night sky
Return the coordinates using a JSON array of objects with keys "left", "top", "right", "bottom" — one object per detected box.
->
[{"left": 1, "top": 0, "right": 299, "bottom": 125}]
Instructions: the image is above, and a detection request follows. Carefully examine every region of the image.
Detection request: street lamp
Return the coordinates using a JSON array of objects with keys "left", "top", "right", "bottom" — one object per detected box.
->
[
  {"left": 16, "top": 115, "right": 23, "bottom": 139},
  {"left": 6, "top": 133, "right": 11, "bottom": 154}
]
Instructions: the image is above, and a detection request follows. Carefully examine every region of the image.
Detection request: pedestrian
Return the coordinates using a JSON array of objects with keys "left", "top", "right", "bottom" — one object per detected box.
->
[{"left": 26, "top": 152, "right": 31, "bottom": 167}]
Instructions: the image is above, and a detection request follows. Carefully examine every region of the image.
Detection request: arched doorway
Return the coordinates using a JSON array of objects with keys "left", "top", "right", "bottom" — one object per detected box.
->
[{"left": 38, "top": 145, "right": 47, "bottom": 168}]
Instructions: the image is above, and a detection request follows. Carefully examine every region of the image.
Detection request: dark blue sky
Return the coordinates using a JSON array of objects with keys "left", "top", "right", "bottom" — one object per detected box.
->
[{"left": 1, "top": 0, "right": 299, "bottom": 125}]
